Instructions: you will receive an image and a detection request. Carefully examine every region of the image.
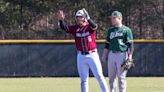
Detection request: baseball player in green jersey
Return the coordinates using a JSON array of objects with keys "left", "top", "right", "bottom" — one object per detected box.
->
[{"left": 101, "top": 11, "right": 134, "bottom": 92}]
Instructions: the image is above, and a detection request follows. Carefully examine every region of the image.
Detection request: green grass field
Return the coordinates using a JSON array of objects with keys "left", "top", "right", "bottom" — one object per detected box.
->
[{"left": 0, "top": 77, "right": 164, "bottom": 92}]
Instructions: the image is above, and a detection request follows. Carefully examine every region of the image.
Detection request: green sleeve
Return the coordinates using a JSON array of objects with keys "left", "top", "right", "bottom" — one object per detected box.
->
[
  {"left": 106, "top": 29, "right": 110, "bottom": 42},
  {"left": 126, "top": 29, "right": 133, "bottom": 44}
]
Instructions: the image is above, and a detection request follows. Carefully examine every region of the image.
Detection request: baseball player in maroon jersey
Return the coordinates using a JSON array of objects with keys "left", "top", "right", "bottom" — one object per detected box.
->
[{"left": 57, "top": 8, "right": 109, "bottom": 92}]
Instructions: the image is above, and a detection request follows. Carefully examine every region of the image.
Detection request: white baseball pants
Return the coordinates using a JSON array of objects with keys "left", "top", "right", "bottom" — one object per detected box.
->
[{"left": 77, "top": 51, "right": 109, "bottom": 92}]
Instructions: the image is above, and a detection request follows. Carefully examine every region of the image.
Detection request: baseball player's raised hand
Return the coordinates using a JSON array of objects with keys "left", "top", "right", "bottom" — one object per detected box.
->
[
  {"left": 57, "top": 10, "right": 65, "bottom": 20},
  {"left": 82, "top": 8, "right": 90, "bottom": 20}
]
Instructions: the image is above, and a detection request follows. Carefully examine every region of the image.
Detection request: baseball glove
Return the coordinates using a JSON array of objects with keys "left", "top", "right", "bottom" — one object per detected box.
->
[{"left": 121, "top": 59, "right": 135, "bottom": 70}]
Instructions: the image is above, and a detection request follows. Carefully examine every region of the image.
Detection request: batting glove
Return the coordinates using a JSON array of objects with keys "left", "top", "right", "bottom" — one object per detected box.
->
[{"left": 82, "top": 8, "right": 90, "bottom": 20}]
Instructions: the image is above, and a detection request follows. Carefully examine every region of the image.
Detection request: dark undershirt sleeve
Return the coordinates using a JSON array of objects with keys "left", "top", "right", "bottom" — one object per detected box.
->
[
  {"left": 88, "top": 19, "right": 98, "bottom": 30},
  {"left": 59, "top": 20, "right": 69, "bottom": 32}
]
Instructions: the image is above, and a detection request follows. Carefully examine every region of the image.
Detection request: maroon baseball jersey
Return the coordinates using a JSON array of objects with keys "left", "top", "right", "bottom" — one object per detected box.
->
[{"left": 68, "top": 23, "right": 97, "bottom": 52}]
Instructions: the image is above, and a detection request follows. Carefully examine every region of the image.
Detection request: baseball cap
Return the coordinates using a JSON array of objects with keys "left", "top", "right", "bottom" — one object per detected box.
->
[{"left": 111, "top": 11, "right": 122, "bottom": 17}]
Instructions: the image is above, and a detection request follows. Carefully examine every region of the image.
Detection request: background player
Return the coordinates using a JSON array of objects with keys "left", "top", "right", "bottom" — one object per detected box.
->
[
  {"left": 101, "top": 11, "right": 134, "bottom": 92},
  {"left": 57, "top": 9, "right": 109, "bottom": 92}
]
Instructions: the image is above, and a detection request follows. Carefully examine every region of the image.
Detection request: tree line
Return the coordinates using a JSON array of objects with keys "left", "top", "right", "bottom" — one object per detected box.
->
[{"left": 0, "top": 0, "right": 163, "bottom": 39}]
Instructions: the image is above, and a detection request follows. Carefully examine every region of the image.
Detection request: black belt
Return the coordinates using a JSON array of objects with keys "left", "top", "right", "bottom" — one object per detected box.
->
[
  {"left": 80, "top": 50, "right": 96, "bottom": 55},
  {"left": 111, "top": 50, "right": 124, "bottom": 53}
]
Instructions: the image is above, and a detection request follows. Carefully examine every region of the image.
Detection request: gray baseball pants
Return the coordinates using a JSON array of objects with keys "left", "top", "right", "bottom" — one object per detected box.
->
[{"left": 107, "top": 51, "right": 128, "bottom": 92}]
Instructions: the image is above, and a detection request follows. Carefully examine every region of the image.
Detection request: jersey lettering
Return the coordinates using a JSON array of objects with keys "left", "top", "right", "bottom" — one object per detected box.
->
[
  {"left": 110, "top": 32, "right": 123, "bottom": 39},
  {"left": 76, "top": 32, "right": 89, "bottom": 37}
]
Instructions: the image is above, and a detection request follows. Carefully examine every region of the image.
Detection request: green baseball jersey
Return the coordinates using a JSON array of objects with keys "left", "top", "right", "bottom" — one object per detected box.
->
[{"left": 106, "top": 25, "right": 133, "bottom": 52}]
